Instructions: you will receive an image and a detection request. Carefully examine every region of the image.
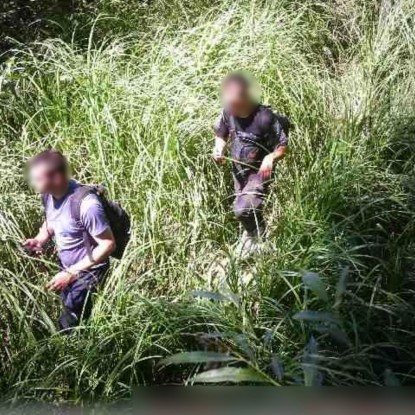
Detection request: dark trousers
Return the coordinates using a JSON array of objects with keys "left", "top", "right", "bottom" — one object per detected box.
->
[
  {"left": 233, "top": 170, "right": 270, "bottom": 236},
  {"left": 59, "top": 263, "right": 109, "bottom": 332}
]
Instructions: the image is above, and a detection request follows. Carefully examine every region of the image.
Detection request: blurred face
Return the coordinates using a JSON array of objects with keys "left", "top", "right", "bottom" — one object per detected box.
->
[
  {"left": 29, "top": 163, "right": 68, "bottom": 195},
  {"left": 221, "top": 81, "right": 252, "bottom": 116}
]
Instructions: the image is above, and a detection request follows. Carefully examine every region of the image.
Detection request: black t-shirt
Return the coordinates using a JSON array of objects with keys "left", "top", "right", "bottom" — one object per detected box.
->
[{"left": 213, "top": 104, "right": 288, "bottom": 170}]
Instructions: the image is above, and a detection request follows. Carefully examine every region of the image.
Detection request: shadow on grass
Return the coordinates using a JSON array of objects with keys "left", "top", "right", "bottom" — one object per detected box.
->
[{"left": 0, "top": 1, "right": 78, "bottom": 56}]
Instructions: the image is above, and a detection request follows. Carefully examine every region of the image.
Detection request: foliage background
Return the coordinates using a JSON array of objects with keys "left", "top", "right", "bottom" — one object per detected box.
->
[{"left": 1, "top": 0, "right": 415, "bottom": 402}]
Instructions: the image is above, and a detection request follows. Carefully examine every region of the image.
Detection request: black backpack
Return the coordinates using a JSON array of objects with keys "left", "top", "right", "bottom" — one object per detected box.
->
[
  {"left": 275, "top": 113, "right": 291, "bottom": 138},
  {"left": 42, "top": 185, "right": 131, "bottom": 260}
]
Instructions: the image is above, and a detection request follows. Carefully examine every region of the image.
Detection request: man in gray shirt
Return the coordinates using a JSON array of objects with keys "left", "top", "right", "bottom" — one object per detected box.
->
[
  {"left": 213, "top": 73, "right": 288, "bottom": 256},
  {"left": 24, "top": 150, "right": 115, "bottom": 332}
]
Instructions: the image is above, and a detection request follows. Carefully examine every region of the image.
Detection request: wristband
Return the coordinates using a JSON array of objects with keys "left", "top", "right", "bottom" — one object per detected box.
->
[{"left": 65, "top": 269, "right": 80, "bottom": 280}]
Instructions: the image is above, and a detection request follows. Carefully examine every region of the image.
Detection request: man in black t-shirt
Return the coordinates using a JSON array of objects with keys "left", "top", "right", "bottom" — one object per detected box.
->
[{"left": 213, "top": 73, "right": 288, "bottom": 256}]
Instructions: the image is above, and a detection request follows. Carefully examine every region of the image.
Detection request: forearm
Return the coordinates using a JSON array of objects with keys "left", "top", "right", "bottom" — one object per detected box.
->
[
  {"left": 272, "top": 145, "right": 288, "bottom": 161},
  {"left": 67, "top": 242, "right": 114, "bottom": 275},
  {"left": 215, "top": 136, "right": 227, "bottom": 154},
  {"left": 35, "top": 222, "right": 52, "bottom": 246}
]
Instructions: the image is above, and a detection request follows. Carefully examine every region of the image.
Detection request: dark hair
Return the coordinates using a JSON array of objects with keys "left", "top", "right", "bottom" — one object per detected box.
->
[
  {"left": 222, "top": 72, "right": 251, "bottom": 91},
  {"left": 28, "top": 149, "right": 69, "bottom": 175}
]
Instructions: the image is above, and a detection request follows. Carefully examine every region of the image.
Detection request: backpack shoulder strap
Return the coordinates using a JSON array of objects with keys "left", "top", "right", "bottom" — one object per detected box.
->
[
  {"left": 228, "top": 114, "right": 242, "bottom": 139},
  {"left": 70, "top": 185, "right": 97, "bottom": 261},
  {"left": 262, "top": 105, "right": 291, "bottom": 136},
  {"left": 229, "top": 114, "right": 236, "bottom": 132},
  {"left": 276, "top": 113, "right": 291, "bottom": 137},
  {"left": 69, "top": 185, "right": 96, "bottom": 224}
]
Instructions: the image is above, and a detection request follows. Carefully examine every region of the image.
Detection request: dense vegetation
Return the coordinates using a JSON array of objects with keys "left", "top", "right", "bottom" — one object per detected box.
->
[{"left": 1, "top": 0, "right": 415, "bottom": 402}]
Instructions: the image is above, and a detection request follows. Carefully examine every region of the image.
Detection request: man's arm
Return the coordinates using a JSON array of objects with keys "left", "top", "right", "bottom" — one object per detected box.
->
[
  {"left": 212, "top": 111, "right": 229, "bottom": 164},
  {"left": 259, "top": 115, "right": 289, "bottom": 179},
  {"left": 272, "top": 144, "right": 288, "bottom": 161},
  {"left": 67, "top": 229, "right": 115, "bottom": 275},
  {"left": 259, "top": 146, "right": 288, "bottom": 179},
  {"left": 213, "top": 136, "right": 228, "bottom": 164},
  {"left": 47, "top": 229, "right": 115, "bottom": 291},
  {"left": 23, "top": 221, "right": 53, "bottom": 252}
]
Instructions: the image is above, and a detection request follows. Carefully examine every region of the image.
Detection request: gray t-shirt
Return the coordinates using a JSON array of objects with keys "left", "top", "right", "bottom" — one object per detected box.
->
[{"left": 44, "top": 180, "right": 110, "bottom": 269}]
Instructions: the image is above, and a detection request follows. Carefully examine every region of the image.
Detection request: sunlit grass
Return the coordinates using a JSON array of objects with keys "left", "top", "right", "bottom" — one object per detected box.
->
[{"left": 1, "top": 0, "right": 415, "bottom": 401}]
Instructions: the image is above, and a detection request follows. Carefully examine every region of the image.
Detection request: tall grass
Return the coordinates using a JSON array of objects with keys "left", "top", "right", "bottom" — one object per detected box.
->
[{"left": 1, "top": 0, "right": 415, "bottom": 401}]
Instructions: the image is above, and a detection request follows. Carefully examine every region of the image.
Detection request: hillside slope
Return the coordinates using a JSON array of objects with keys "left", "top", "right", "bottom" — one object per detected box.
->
[{"left": 1, "top": 0, "right": 415, "bottom": 400}]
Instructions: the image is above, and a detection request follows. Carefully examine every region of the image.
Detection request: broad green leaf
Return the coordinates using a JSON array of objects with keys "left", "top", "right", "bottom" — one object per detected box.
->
[
  {"left": 271, "top": 356, "right": 284, "bottom": 381},
  {"left": 234, "top": 334, "right": 255, "bottom": 361},
  {"left": 316, "top": 325, "right": 351, "bottom": 346},
  {"left": 335, "top": 266, "right": 349, "bottom": 307},
  {"left": 302, "top": 272, "right": 328, "bottom": 302},
  {"left": 326, "top": 327, "right": 351, "bottom": 346},
  {"left": 192, "top": 367, "right": 270, "bottom": 384},
  {"left": 384, "top": 369, "right": 400, "bottom": 386},
  {"left": 302, "top": 337, "right": 323, "bottom": 386},
  {"left": 302, "top": 365, "right": 323, "bottom": 387},
  {"left": 161, "top": 352, "right": 236, "bottom": 365},
  {"left": 191, "top": 290, "right": 232, "bottom": 302},
  {"left": 263, "top": 329, "right": 273, "bottom": 347},
  {"left": 293, "top": 310, "right": 339, "bottom": 324}
]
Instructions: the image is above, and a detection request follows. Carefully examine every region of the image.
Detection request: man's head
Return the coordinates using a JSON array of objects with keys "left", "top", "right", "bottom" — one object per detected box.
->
[
  {"left": 221, "top": 72, "right": 257, "bottom": 116},
  {"left": 27, "top": 149, "right": 70, "bottom": 195}
]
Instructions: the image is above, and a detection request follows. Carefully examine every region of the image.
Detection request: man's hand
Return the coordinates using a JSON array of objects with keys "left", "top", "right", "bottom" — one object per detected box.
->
[
  {"left": 23, "top": 222, "right": 53, "bottom": 254},
  {"left": 259, "top": 153, "right": 275, "bottom": 180},
  {"left": 212, "top": 136, "right": 227, "bottom": 165},
  {"left": 260, "top": 146, "right": 288, "bottom": 179},
  {"left": 46, "top": 271, "right": 75, "bottom": 292},
  {"left": 212, "top": 146, "right": 225, "bottom": 164},
  {"left": 23, "top": 238, "right": 43, "bottom": 254}
]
